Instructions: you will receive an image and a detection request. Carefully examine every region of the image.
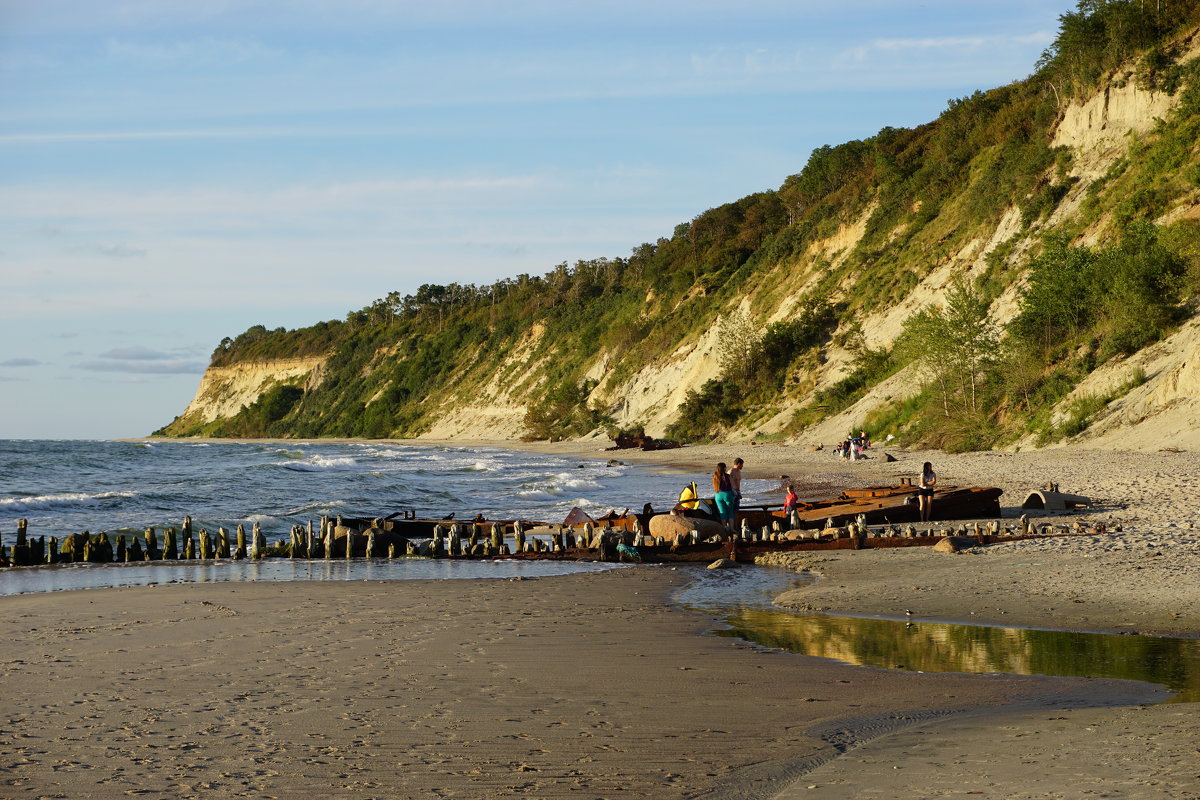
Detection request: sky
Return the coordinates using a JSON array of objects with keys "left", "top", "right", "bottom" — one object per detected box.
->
[{"left": 0, "top": 0, "right": 1070, "bottom": 439}]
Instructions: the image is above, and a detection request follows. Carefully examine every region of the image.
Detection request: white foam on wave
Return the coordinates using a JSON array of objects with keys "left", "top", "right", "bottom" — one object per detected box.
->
[
  {"left": 515, "top": 488, "right": 562, "bottom": 501},
  {"left": 283, "top": 455, "right": 359, "bottom": 472},
  {"left": 280, "top": 500, "right": 348, "bottom": 516},
  {"left": 0, "top": 490, "right": 137, "bottom": 512}
]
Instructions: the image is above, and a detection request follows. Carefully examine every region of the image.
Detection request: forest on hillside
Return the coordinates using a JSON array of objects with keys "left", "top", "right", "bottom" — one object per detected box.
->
[{"left": 161, "top": 1, "right": 1200, "bottom": 451}]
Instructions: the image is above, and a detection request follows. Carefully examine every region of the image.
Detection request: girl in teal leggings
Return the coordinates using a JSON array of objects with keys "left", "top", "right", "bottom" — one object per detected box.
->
[{"left": 712, "top": 462, "right": 736, "bottom": 530}]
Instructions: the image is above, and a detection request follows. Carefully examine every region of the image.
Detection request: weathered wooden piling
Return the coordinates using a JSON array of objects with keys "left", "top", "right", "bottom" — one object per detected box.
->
[
  {"left": 164, "top": 528, "right": 179, "bottom": 560},
  {"left": 129, "top": 537, "right": 144, "bottom": 561},
  {"left": 116, "top": 535, "right": 127, "bottom": 563},
  {"left": 94, "top": 532, "right": 114, "bottom": 563},
  {"left": 514, "top": 522, "right": 526, "bottom": 553},
  {"left": 322, "top": 520, "right": 333, "bottom": 560},
  {"left": 252, "top": 522, "right": 266, "bottom": 559},
  {"left": 490, "top": 523, "right": 503, "bottom": 552},
  {"left": 182, "top": 516, "right": 194, "bottom": 558},
  {"left": 289, "top": 526, "right": 301, "bottom": 559},
  {"left": 144, "top": 527, "right": 160, "bottom": 560},
  {"left": 217, "top": 527, "right": 231, "bottom": 559},
  {"left": 199, "top": 529, "right": 213, "bottom": 560},
  {"left": 47, "top": 536, "right": 58, "bottom": 564},
  {"left": 13, "top": 518, "right": 30, "bottom": 566},
  {"left": 366, "top": 529, "right": 377, "bottom": 558},
  {"left": 235, "top": 524, "right": 247, "bottom": 560}
]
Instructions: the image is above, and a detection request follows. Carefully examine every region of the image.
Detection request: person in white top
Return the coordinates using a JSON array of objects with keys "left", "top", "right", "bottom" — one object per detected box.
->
[{"left": 918, "top": 461, "right": 937, "bottom": 522}]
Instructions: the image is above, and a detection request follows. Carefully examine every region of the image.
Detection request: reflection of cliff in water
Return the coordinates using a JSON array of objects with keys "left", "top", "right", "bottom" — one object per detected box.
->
[{"left": 714, "top": 608, "right": 1200, "bottom": 703}]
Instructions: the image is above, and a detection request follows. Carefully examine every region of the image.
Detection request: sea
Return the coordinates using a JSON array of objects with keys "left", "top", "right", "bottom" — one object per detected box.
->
[{"left": 0, "top": 439, "right": 752, "bottom": 543}]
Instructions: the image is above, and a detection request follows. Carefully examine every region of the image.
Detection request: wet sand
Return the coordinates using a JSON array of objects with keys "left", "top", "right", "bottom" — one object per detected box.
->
[{"left": 0, "top": 567, "right": 1158, "bottom": 800}]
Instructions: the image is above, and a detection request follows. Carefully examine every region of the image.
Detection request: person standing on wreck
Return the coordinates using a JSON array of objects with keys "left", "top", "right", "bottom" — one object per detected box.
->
[
  {"left": 712, "top": 462, "right": 736, "bottom": 532},
  {"left": 918, "top": 461, "right": 937, "bottom": 522},
  {"left": 729, "top": 457, "right": 744, "bottom": 514}
]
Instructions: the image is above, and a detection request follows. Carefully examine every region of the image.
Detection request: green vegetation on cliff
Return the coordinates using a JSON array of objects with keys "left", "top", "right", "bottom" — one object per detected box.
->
[{"left": 160, "top": 1, "right": 1200, "bottom": 449}]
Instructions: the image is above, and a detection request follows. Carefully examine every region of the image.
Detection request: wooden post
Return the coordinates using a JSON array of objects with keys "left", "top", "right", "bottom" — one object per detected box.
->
[
  {"left": 116, "top": 535, "right": 127, "bottom": 563},
  {"left": 290, "top": 526, "right": 301, "bottom": 559},
  {"left": 199, "top": 529, "right": 213, "bottom": 560},
  {"left": 235, "top": 524, "right": 247, "bottom": 560},
  {"left": 14, "top": 519, "right": 29, "bottom": 566},
  {"left": 366, "top": 529, "right": 377, "bottom": 558},
  {"left": 323, "top": 522, "right": 334, "bottom": 559},
  {"left": 1019, "top": 514, "right": 1029, "bottom": 535},
  {"left": 581, "top": 522, "right": 593, "bottom": 549},
  {"left": 468, "top": 524, "right": 479, "bottom": 552},
  {"left": 490, "top": 523, "right": 503, "bottom": 552},
  {"left": 252, "top": 522, "right": 266, "bottom": 559},
  {"left": 218, "top": 527, "right": 230, "bottom": 559},
  {"left": 182, "top": 519, "right": 195, "bottom": 560},
  {"left": 94, "top": 532, "right": 114, "bottom": 562},
  {"left": 164, "top": 528, "right": 178, "bottom": 560},
  {"left": 306, "top": 520, "right": 315, "bottom": 558},
  {"left": 448, "top": 524, "right": 461, "bottom": 557},
  {"left": 387, "top": 542, "right": 396, "bottom": 559},
  {"left": 129, "top": 537, "right": 144, "bottom": 562},
  {"left": 144, "top": 527, "right": 160, "bottom": 560},
  {"left": 47, "top": 536, "right": 58, "bottom": 564},
  {"left": 514, "top": 522, "right": 526, "bottom": 554},
  {"left": 345, "top": 526, "right": 354, "bottom": 559},
  {"left": 407, "top": 540, "right": 419, "bottom": 556}
]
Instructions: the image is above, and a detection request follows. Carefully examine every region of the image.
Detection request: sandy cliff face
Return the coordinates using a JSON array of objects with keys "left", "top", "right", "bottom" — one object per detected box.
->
[{"left": 175, "top": 357, "right": 326, "bottom": 428}]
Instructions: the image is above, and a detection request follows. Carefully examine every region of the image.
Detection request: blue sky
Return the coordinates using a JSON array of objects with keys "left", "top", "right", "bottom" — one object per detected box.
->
[{"left": 0, "top": 0, "right": 1068, "bottom": 439}]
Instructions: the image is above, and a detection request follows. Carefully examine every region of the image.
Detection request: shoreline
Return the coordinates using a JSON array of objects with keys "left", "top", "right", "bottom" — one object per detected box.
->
[{"left": 126, "top": 436, "right": 1200, "bottom": 639}]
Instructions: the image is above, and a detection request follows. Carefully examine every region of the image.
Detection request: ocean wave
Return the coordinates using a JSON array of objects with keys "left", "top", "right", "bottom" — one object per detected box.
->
[
  {"left": 514, "top": 488, "right": 563, "bottom": 501},
  {"left": 280, "top": 500, "right": 349, "bottom": 516},
  {"left": 0, "top": 490, "right": 137, "bottom": 512},
  {"left": 282, "top": 455, "right": 359, "bottom": 472}
]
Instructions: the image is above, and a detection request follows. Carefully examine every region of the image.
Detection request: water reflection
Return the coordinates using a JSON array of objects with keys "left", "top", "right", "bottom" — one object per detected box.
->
[{"left": 680, "top": 567, "right": 1200, "bottom": 703}]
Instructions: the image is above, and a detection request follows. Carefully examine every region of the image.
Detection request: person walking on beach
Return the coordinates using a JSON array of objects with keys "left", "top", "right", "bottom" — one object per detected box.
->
[
  {"left": 730, "top": 458, "right": 744, "bottom": 513},
  {"left": 918, "top": 461, "right": 937, "bottom": 522},
  {"left": 712, "top": 462, "right": 736, "bottom": 532}
]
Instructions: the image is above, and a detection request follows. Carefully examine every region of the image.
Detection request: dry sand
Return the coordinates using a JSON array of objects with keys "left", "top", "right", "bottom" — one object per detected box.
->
[{"left": 6, "top": 439, "right": 1200, "bottom": 798}]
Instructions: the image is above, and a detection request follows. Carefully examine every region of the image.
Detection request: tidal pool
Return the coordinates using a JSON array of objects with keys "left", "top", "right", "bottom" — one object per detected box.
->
[{"left": 678, "top": 566, "right": 1200, "bottom": 703}]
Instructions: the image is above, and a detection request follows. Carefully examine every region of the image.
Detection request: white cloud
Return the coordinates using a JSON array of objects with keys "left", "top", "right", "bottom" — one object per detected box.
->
[
  {"left": 97, "top": 346, "right": 175, "bottom": 360},
  {"left": 837, "top": 31, "right": 1055, "bottom": 66},
  {"left": 76, "top": 359, "right": 206, "bottom": 374}
]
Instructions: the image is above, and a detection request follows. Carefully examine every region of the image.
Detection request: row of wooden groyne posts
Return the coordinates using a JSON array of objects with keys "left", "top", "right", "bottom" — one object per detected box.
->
[
  {"left": 0, "top": 509, "right": 1101, "bottom": 568},
  {"left": 0, "top": 514, "right": 646, "bottom": 567}
]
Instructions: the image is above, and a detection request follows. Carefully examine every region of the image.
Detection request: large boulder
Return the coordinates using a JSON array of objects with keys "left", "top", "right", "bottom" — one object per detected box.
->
[
  {"left": 648, "top": 514, "right": 726, "bottom": 542},
  {"left": 932, "top": 535, "right": 974, "bottom": 553}
]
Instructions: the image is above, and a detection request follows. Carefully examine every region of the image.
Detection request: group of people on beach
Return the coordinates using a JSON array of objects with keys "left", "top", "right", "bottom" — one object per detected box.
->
[
  {"left": 835, "top": 429, "right": 871, "bottom": 461},
  {"left": 708, "top": 455, "right": 938, "bottom": 530}
]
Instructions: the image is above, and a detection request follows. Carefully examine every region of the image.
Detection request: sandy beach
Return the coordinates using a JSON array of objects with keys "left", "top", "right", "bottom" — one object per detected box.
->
[{"left": 5, "top": 439, "right": 1200, "bottom": 798}]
